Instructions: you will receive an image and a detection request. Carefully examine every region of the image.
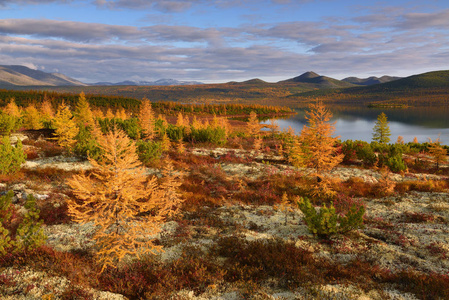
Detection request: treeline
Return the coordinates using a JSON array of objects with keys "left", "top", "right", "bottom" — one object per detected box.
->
[
  {"left": 0, "top": 89, "right": 292, "bottom": 116},
  {"left": 290, "top": 87, "right": 449, "bottom": 107}
]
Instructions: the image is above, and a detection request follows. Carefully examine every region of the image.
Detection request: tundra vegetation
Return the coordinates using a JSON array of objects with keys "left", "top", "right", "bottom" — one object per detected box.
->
[{"left": 0, "top": 92, "right": 448, "bottom": 299}]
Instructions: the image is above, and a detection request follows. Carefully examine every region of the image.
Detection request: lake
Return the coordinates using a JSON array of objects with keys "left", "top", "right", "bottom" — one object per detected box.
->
[{"left": 262, "top": 105, "right": 449, "bottom": 145}]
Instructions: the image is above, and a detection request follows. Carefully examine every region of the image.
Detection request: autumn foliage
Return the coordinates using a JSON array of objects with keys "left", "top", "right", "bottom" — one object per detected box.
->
[
  {"left": 67, "top": 128, "right": 182, "bottom": 271},
  {"left": 290, "top": 102, "right": 343, "bottom": 174}
]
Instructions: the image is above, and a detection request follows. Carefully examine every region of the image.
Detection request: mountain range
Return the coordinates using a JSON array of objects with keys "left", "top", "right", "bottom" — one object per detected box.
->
[
  {"left": 92, "top": 79, "right": 204, "bottom": 86},
  {"left": 0, "top": 65, "right": 402, "bottom": 88},
  {"left": 0, "top": 65, "right": 87, "bottom": 86}
]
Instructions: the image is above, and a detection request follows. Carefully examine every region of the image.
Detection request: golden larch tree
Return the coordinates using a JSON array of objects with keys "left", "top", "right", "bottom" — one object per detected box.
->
[
  {"left": 138, "top": 99, "right": 155, "bottom": 140},
  {"left": 53, "top": 102, "right": 79, "bottom": 150},
  {"left": 247, "top": 111, "right": 260, "bottom": 136},
  {"left": 290, "top": 102, "right": 343, "bottom": 174},
  {"left": 105, "top": 108, "right": 114, "bottom": 119},
  {"left": 3, "top": 98, "right": 21, "bottom": 117},
  {"left": 40, "top": 98, "right": 55, "bottom": 124},
  {"left": 67, "top": 129, "right": 182, "bottom": 272},
  {"left": 22, "top": 105, "right": 42, "bottom": 130},
  {"left": 74, "top": 92, "right": 94, "bottom": 127},
  {"left": 428, "top": 138, "right": 447, "bottom": 170}
]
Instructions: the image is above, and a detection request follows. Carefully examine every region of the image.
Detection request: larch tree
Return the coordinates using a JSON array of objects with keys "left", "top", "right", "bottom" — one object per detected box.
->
[
  {"left": 428, "top": 138, "right": 447, "bottom": 170},
  {"left": 67, "top": 129, "right": 182, "bottom": 272},
  {"left": 74, "top": 92, "right": 94, "bottom": 127},
  {"left": 53, "top": 102, "right": 79, "bottom": 151},
  {"left": 22, "top": 105, "right": 42, "bottom": 130},
  {"left": 247, "top": 111, "right": 260, "bottom": 136},
  {"left": 3, "top": 99, "right": 21, "bottom": 118},
  {"left": 138, "top": 99, "right": 155, "bottom": 140},
  {"left": 290, "top": 102, "right": 343, "bottom": 174},
  {"left": 372, "top": 112, "right": 391, "bottom": 144},
  {"left": 40, "top": 99, "right": 55, "bottom": 127}
]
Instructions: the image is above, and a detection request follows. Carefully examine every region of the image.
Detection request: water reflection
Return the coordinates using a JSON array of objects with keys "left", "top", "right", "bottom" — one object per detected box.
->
[{"left": 262, "top": 106, "right": 449, "bottom": 145}]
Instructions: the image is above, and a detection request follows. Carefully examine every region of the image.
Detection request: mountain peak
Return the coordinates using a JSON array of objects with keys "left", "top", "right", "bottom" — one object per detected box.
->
[
  {"left": 298, "top": 71, "right": 320, "bottom": 79},
  {"left": 0, "top": 65, "right": 87, "bottom": 86}
]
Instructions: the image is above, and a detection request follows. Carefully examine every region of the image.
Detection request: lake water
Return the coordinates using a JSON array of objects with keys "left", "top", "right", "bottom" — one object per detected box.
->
[{"left": 262, "top": 106, "right": 449, "bottom": 145}]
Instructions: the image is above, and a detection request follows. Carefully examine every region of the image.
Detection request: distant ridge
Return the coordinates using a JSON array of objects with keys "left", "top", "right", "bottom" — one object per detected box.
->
[
  {"left": 279, "top": 71, "right": 355, "bottom": 88},
  {"left": 91, "top": 78, "right": 203, "bottom": 86},
  {"left": 0, "top": 65, "right": 87, "bottom": 86},
  {"left": 342, "top": 75, "right": 402, "bottom": 86},
  {"left": 242, "top": 78, "right": 268, "bottom": 84}
]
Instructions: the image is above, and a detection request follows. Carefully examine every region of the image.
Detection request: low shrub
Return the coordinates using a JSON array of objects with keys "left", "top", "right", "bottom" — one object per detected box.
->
[
  {"left": 189, "top": 126, "right": 227, "bottom": 145},
  {"left": 296, "top": 197, "right": 365, "bottom": 238},
  {"left": 136, "top": 140, "right": 163, "bottom": 165},
  {"left": 98, "top": 117, "right": 140, "bottom": 139}
]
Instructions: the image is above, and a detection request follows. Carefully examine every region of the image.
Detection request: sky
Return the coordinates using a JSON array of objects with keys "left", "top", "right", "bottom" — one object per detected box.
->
[{"left": 0, "top": 0, "right": 448, "bottom": 84}]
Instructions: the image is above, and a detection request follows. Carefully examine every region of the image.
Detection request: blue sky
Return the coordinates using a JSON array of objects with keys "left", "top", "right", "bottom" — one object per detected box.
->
[{"left": 0, "top": 0, "right": 448, "bottom": 83}]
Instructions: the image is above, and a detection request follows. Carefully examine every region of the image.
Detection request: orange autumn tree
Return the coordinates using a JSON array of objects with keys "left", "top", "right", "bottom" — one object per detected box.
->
[
  {"left": 290, "top": 102, "right": 343, "bottom": 174},
  {"left": 138, "top": 98, "right": 155, "bottom": 140},
  {"left": 67, "top": 128, "right": 182, "bottom": 272}
]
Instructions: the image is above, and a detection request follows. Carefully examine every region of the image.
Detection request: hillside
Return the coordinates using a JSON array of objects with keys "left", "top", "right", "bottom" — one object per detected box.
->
[
  {"left": 0, "top": 65, "right": 87, "bottom": 86},
  {"left": 2, "top": 68, "right": 449, "bottom": 107},
  {"left": 290, "top": 70, "right": 449, "bottom": 106},
  {"left": 342, "top": 75, "right": 401, "bottom": 86},
  {"left": 279, "top": 71, "right": 355, "bottom": 88}
]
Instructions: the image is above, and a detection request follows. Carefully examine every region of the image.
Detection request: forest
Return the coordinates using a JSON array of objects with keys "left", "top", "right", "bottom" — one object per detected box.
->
[{"left": 0, "top": 90, "right": 448, "bottom": 299}]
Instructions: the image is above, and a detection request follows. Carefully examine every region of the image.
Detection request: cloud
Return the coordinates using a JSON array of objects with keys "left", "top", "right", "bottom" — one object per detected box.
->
[
  {"left": 94, "top": 0, "right": 296, "bottom": 13},
  {"left": 0, "top": 19, "right": 229, "bottom": 46},
  {"left": 0, "top": 19, "right": 141, "bottom": 43},
  {"left": 1, "top": 4, "right": 449, "bottom": 82},
  {"left": 0, "top": 0, "right": 71, "bottom": 6},
  {"left": 397, "top": 9, "right": 449, "bottom": 30}
]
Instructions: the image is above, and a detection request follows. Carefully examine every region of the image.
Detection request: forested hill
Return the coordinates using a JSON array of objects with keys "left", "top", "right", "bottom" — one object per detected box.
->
[
  {"left": 290, "top": 70, "right": 449, "bottom": 106},
  {"left": 1, "top": 70, "right": 448, "bottom": 107}
]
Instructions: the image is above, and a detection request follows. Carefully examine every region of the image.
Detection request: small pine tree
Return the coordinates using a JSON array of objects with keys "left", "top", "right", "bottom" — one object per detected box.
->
[
  {"left": 53, "top": 102, "right": 79, "bottom": 151},
  {"left": 14, "top": 194, "right": 47, "bottom": 252},
  {"left": 0, "top": 112, "right": 20, "bottom": 136},
  {"left": 67, "top": 129, "right": 182, "bottom": 271},
  {"left": 0, "top": 136, "right": 26, "bottom": 175},
  {"left": 0, "top": 191, "right": 13, "bottom": 255},
  {"left": 372, "top": 112, "right": 391, "bottom": 144}
]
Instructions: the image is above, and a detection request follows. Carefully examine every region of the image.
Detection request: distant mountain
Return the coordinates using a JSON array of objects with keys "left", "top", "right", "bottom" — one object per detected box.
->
[
  {"left": 343, "top": 70, "right": 449, "bottom": 93},
  {"left": 242, "top": 78, "right": 268, "bottom": 85},
  {"left": 0, "top": 65, "right": 87, "bottom": 86},
  {"left": 342, "top": 75, "right": 402, "bottom": 86},
  {"left": 91, "top": 78, "right": 203, "bottom": 86},
  {"left": 279, "top": 71, "right": 355, "bottom": 88}
]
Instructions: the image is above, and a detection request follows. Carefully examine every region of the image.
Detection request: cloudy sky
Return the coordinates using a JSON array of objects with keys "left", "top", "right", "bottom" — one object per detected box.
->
[{"left": 0, "top": 0, "right": 448, "bottom": 83}]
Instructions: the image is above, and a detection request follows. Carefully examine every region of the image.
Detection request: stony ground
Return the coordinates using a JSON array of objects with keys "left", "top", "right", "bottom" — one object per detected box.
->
[{"left": 1, "top": 142, "right": 448, "bottom": 299}]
